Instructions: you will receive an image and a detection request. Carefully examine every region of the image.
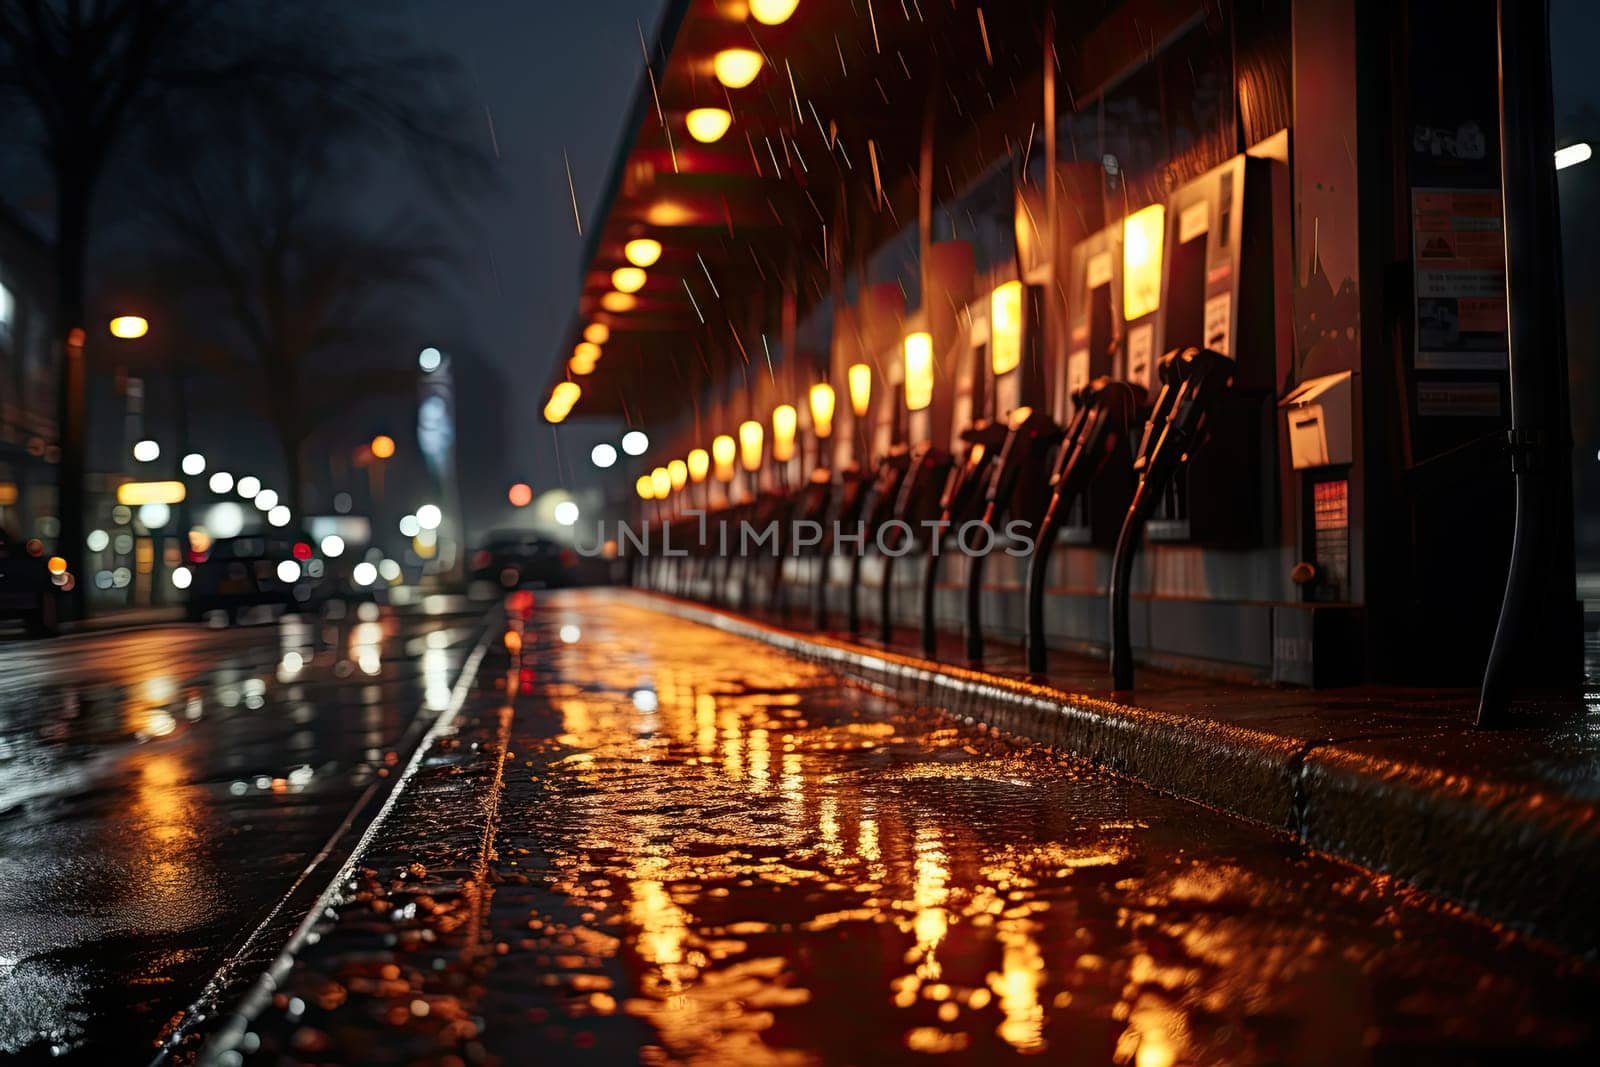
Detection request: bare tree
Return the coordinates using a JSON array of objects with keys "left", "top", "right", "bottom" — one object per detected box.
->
[{"left": 0, "top": 0, "right": 487, "bottom": 609}]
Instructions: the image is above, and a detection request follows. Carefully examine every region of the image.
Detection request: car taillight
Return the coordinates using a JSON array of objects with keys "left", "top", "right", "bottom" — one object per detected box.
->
[{"left": 293, "top": 542, "right": 313, "bottom": 561}]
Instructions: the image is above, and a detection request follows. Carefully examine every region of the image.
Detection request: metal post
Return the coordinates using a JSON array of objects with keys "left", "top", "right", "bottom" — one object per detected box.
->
[{"left": 1477, "top": 0, "right": 1579, "bottom": 725}]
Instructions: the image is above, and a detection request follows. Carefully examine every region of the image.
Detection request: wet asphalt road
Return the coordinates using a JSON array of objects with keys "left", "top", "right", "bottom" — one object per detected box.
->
[
  {"left": 0, "top": 600, "right": 487, "bottom": 1062},
  {"left": 230, "top": 590, "right": 1599, "bottom": 1066}
]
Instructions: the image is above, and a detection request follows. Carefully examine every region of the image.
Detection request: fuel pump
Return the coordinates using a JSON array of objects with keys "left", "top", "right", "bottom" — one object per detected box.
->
[
  {"left": 1109, "top": 347, "right": 1236, "bottom": 689},
  {"left": 1022, "top": 377, "right": 1146, "bottom": 671},
  {"left": 959, "top": 281, "right": 1063, "bottom": 664},
  {"left": 1143, "top": 152, "right": 1284, "bottom": 546}
]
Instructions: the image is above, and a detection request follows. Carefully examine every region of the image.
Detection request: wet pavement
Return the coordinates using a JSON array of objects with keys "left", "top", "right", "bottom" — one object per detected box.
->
[
  {"left": 230, "top": 589, "right": 1599, "bottom": 1066},
  {"left": 0, "top": 601, "right": 487, "bottom": 1062}
]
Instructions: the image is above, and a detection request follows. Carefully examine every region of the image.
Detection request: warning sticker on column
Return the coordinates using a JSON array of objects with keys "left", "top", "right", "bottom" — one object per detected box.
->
[
  {"left": 1412, "top": 188, "right": 1507, "bottom": 370},
  {"left": 1203, "top": 292, "right": 1232, "bottom": 355}
]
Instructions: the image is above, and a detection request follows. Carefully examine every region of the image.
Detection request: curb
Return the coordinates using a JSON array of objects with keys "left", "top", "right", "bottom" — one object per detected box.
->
[{"left": 625, "top": 589, "right": 1600, "bottom": 957}]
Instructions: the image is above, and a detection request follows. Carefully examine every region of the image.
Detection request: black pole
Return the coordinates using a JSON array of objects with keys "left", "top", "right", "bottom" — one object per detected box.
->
[{"left": 1477, "top": 0, "right": 1578, "bottom": 726}]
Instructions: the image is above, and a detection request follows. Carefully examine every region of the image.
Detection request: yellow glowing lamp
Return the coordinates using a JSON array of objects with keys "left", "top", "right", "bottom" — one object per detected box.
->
[
  {"left": 848, "top": 363, "right": 872, "bottom": 417},
  {"left": 624, "top": 238, "right": 662, "bottom": 268},
  {"left": 1122, "top": 203, "right": 1166, "bottom": 322},
  {"left": 583, "top": 322, "right": 610, "bottom": 345},
  {"left": 990, "top": 280, "right": 1024, "bottom": 376},
  {"left": 116, "top": 480, "right": 187, "bottom": 506},
  {"left": 668, "top": 459, "right": 689, "bottom": 491},
  {"left": 808, "top": 382, "right": 836, "bottom": 438},
  {"left": 738, "top": 420, "right": 764, "bottom": 472},
  {"left": 370, "top": 434, "right": 396, "bottom": 459},
  {"left": 712, "top": 434, "right": 738, "bottom": 481},
  {"left": 568, "top": 356, "right": 596, "bottom": 377},
  {"left": 601, "top": 291, "right": 637, "bottom": 312},
  {"left": 749, "top": 0, "right": 799, "bottom": 25},
  {"left": 686, "top": 107, "right": 732, "bottom": 144},
  {"left": 651, "top": 466, "right": 672, "bottom": 499},
  {"left": 47, "top": 555, "right": 67, "bottom": 575},
  {"left": 713, "top": 48, "right": 764, "bottom": 89},
  {"left": 687, "top": 448, "right": 710, "bottom": 483},
  {"left": 573, "top": 340, "right": 601, "bottom": 363},
  {"left": 636, "top": 474, "right": 655, "bottom": 500},
  {"left": 545, "top": 380, "right": 582, "bottom": 423},
  {"left": 611, "top": 266, "right": 647, "bottom": 294},
  {"left": 903, "top": 332, "right": 934, "bottom": 412},
  {"left": 771, "top": 404, "right": 797, "bottom": 462},
  {"left": 109, "top": 315, "right": 149, "bottom": 339}
]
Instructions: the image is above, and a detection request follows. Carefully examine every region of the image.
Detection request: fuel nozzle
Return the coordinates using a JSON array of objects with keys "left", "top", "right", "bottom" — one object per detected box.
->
[
  {"left": 1042, "top": 377, "right": 1146, "bottom": 528},
  {"left": 980, "top": 405, "right": 1066, "bottom": 525},
  {"left": 1131, "top": 346, "right": 1235, "bottom": 510}
]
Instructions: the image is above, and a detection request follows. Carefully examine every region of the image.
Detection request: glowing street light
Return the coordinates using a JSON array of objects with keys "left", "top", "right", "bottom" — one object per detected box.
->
[
  {"left": 611, "top": 266, "right": 647, "bottom": 294},
  {"left": 109, "top": 315, "right": 149, "bottom": 339},
  {"left": 209, "top": 471, "right": 234, "bottom": 494},
  {"left": 584, "top": 322, "right": 611, "bottom": 345},
  {"left": 553, "top": 500, "right": 580, "bottom": 527},
  {"left": 650, "top": 466, "right": 672, "bottom": 499},
  {"left": 772, "top": 404, "right": 797, "bottom": 462},
  {"left": 712, "top": 434, "right": 737, "bottom": 482},
  {"left": 1556, "top": 142, "right": 1592, "bottom": 170},
  {"left": 399, "top": 513, "right": 421, "bottom": 537},
  {"left": 508, "top": 482, "right": 533, "bottom": 507},
  {"left": 236, "top": 475, "right": 261, "bottom": 499},
  {"left": 418, "top": 346, "right": 443, "bottom": 372},
  {"left": 621, "top": 430, "right": 649, "bottom": 455},
  {"left": 181, "top": 452, "right": 206, "bottom": 476},
  {"left": 903, "top": 332, "right": 934, "bottom": 412},
  {"left": 668, "top": 459, "right": 689, "bottom": 491},
  {"left": 591, "top": 443, "right": 618, "bottom": 469},
  {"left": 132, "top": 439, "right": 160, "bottom": 463},
  {"left": 370, "top": 434, "right": 396, "bottom": 459},
  {"left": 266, "top": 505, "right": 290, "bottom": 528},
  {"left": 636, "top": 474, "right": 655, "bottom": 500},
  {"left": 416, "top": 503, "right": 443, "bottom": 531}
]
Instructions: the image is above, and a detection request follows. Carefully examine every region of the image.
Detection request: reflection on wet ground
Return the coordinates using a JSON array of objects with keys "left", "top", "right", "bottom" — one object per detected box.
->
[
  {"left": 246, "top": 591, "right": 1599, "bottom": 1065},
  {"left": 0, "top": 604, "right": 481, "bottom": 1062}
]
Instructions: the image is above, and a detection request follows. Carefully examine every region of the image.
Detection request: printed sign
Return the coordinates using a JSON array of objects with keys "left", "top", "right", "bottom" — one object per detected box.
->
[
  {"left": 1065, "top": 348, "right": 1090, "bottom": 409},
  {"left": 1126, "top": 322, "right": 1155, "bottom": 389},
  {"left": 1412, "top": 188, "right": 1507, "bottom": 370},
  {"left": 1417, "top": 380, "right": 1502, "bottom": 417},
  {"left": 1203, "top": 292, "right": 1232, "bottom": 356},
  {"left": 1179, "top": 200, "right": 1210, "bottom": 244}
]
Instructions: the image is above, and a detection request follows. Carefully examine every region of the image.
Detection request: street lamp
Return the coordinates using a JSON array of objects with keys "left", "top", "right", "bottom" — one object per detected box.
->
[
  {"left": 133, "top": 439, "right": 160, "bottom": 463},
  {"left": 109, "top": 315, "right": 149, "bottom": 340},
  {"left": 181, "top": 452, "right": 206, "bottom": 476},
  {"left": 622, "top": 430, "right": 649, "bottom": 456},
  {"left": 418, "top": 347, "right": 443, "bottom": 373},
  {"left": 592, "top": 443, "right": 618, "bottom": 469}
]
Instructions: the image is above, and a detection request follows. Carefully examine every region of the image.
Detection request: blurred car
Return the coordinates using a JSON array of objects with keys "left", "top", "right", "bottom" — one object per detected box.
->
[
  {"left": 185, "top": 532, "right": 336, "bottom": 622},
  {"left": 470, "top": 531, "right": 578, "bottom": 590},
  {"left": 0, "top": 527, "right": 59, "bottom": 636}
]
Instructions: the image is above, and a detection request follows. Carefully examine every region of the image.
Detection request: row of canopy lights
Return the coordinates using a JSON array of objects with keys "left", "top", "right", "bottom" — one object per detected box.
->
[
  {"left": 545, "top": 1, "right": 801, "bottom": 426},
  {"left": 635, "top": 277, "right": 1030, "bottom": 501},
  {"left": 636, "top": 371, "right": 860, "bottom": 503}
]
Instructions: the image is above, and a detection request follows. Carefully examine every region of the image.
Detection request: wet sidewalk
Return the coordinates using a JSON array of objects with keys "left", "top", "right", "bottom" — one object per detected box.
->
[
  {"left": 634, "top": 589, "right": 1600, "bottom": 956},
  {"left": 210, "top": 590, "right": 1597, "bottom": 1064}
]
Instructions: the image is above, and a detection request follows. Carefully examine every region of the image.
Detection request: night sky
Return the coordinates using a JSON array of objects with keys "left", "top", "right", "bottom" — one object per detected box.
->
[{"left": 405, "top": 0, "right": 667, "bottom": 521}]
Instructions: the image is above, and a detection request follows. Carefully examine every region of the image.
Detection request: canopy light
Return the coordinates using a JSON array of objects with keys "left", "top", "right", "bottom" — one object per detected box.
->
[
  {"left": 848, "top": 363, "right": 872, "bottom": 417},
  {"left": 612, "top": 266, "right": 648, "bottom": 293},
  {"left": 991, "top": 280, "right": 1024, "bottom": 376},
  {"left": 668, "top": 459, "right": 689, "bottom": 491},
  {"left": 713, "top": 48, "right": 764, "bottom": 89},
  {"left": 687, "top": 448, "right": 710, "bottom": 483},
  {"left": 651, "top": 466, "right": 672, "bottom": 499},
  {"left": 809, "top": 382, "right": 836, "bottom": 439},
  {"left": 772, "top": 404, "right": 797, "bottom": 462},
  {"left": 1123, "top": 203, "right": 1166, "bottom": 322},
  {"left": 636, "top": 475, "right": 656, "bottom": 500},
  {"left": 584, "top": 322, "right": 611, "bottom": 345},
  {"left": 903, "top": 332, "right": 934, "bottom": 412},
  {"left": 624, "top": 238, "right": 662, "bottom": 268},
  {"left": 109, "top": 315, "right": 149, "bottom": 339},
  {"left": 738, "top": 420, "right": 764, "bottom": 472},
  {"left": 116, "top": 480, "right": 186, "bottom": 506},
  {"left": 712, "top": 434, "right": 737, "bottom": 482},
  {"left": 601, "top": 291, "right": 637, "bottom": 312},
  {"left": 749, "top": 0, "right": 799, "bottom": 25},
  {"left": 545, "top": 381, "right": 582, "bottom": 423},
  {"left": 686, "top": 107, "right": 732, "bottom": 144}
]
